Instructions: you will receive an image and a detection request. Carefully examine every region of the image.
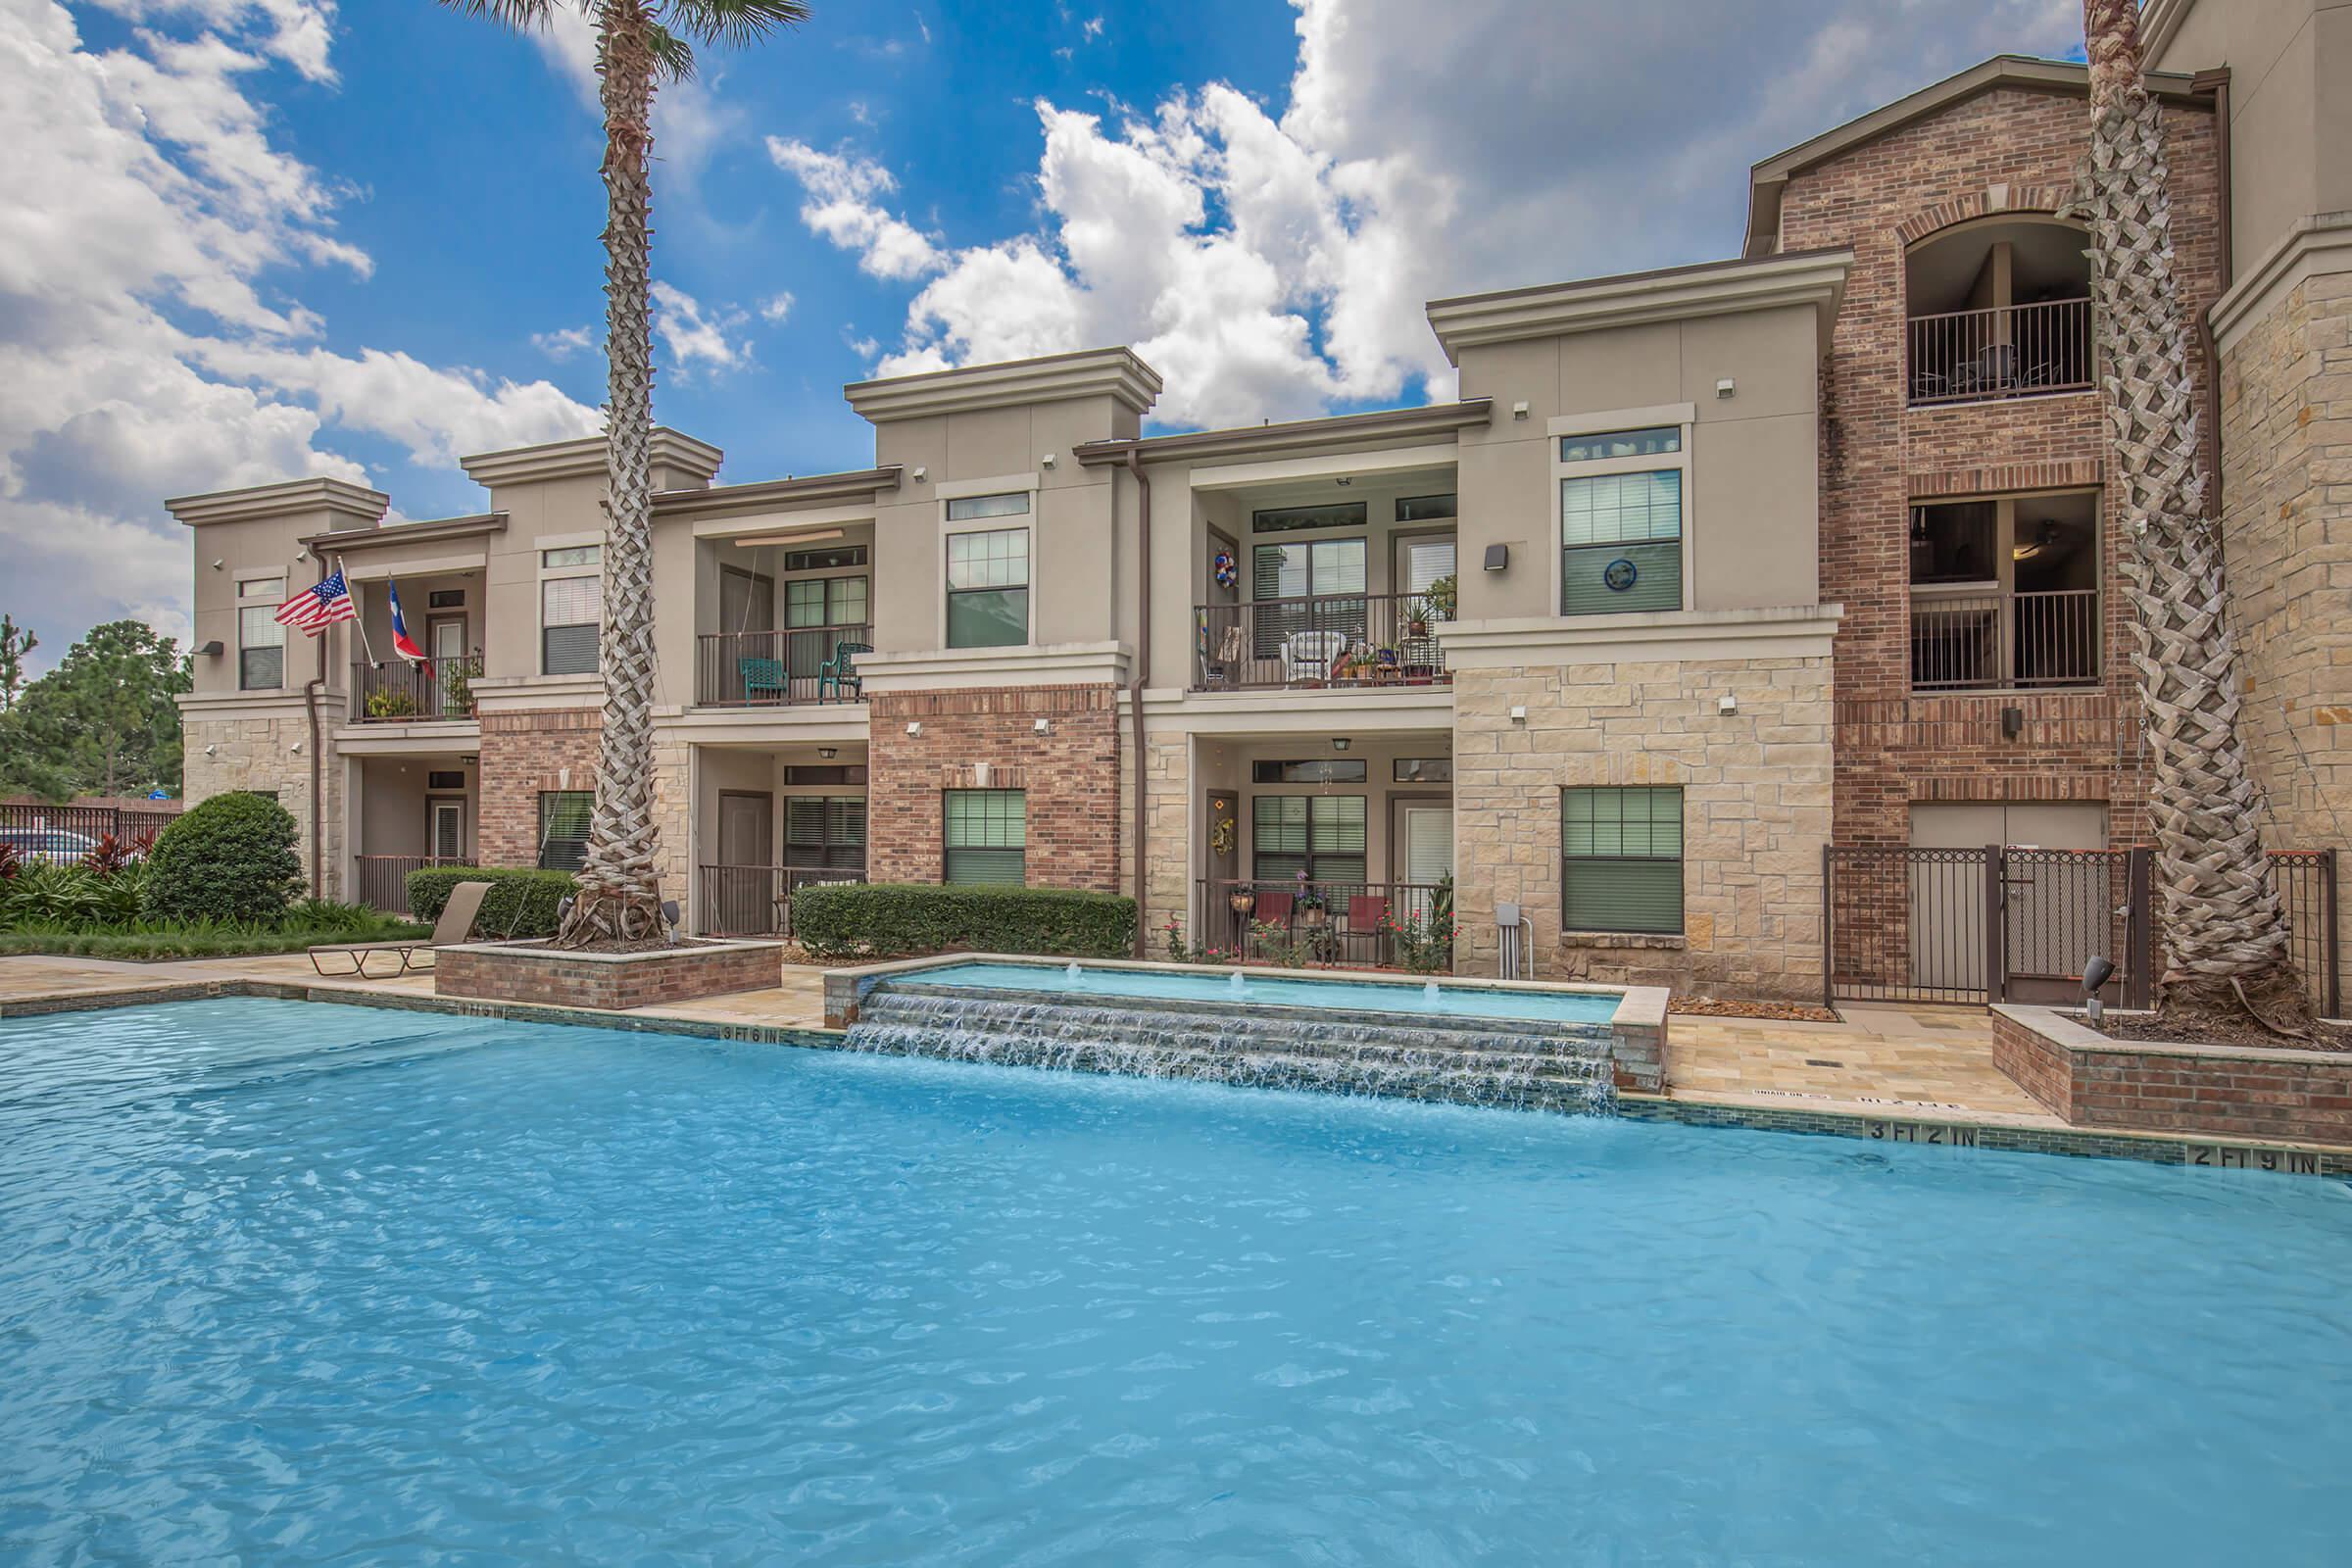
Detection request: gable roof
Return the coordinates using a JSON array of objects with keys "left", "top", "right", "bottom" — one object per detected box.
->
[{"left": 1743, "top": 55, "right": 2206, "bottom": 257}]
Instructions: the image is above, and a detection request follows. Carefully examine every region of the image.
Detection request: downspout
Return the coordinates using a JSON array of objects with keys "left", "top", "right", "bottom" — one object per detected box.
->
[
  {"left": 1125, "top": 447, "right": 1152, "bottom": 958},
  {"left": 2191, "top": 67, "right": 2232, "bottom": 520}
]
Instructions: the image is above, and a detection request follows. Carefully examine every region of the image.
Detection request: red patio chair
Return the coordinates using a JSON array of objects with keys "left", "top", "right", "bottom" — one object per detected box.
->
[{"left": 1252, "top": 891, "right": 1294, "bottom": 924}]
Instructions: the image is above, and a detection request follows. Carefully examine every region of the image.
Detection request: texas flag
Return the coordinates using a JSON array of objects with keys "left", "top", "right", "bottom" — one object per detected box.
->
[{"left": 386, "top": 579, "right": 427, "bottom": 663}]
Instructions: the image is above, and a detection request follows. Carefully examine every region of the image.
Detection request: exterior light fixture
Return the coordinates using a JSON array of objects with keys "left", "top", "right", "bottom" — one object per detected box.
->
[
  {"left": 1483, "top": 544, "right": 1509, "bottom": 572},
  {"left": 1511, "top": 401, "right": 1529, "bottom": 419},
  {"left": 1330, "top": 737, "right": 1351, "bottom": 752},
  {"left": 1718, "top": 695, "right": 1739, "bottom": 715},
  {"left": 817, "top": 746, "right": 838, "bottom": 760},
  {"left": 906, "top": 721, "right": 921, "bottom": 738},
  {"left": 1040, "top": 453, "right": 1056, "bottom": 468},
  {"left": 203, "top": 744, "right": 218, "bottom": 757},
  {"left": 1716, "top": 377, "right": 1737, "bottom": 399},
  {"left": 197, "top": 640, "right": 224, "bottom": 657},
  {"left": 911, "top": 466, "right": 927, "bottom": 482},
  {"left": 1509, "top": 705, "right": 1528, "bottom": 724},
  {"left": 1034, "top": 717, "right": 1052, "bottom": 734}
]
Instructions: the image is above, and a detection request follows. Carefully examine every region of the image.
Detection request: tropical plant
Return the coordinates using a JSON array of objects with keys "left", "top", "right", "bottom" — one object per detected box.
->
[
  {"left": 444, "top": 0, "right": 809, "bottom": 947},
  {"left": 2071, "top": 2, "right": 2305, "bottom": 1031},
  {"left": 144, "top": 792, "right": 305, "bottom": 924},
  {"left": 1423, "top": 573, "right": 1457, "bottom": 621},
  {"left": 365, "top": 687, "right": 421, "bottom": 719},
  {"left": 79, "top": 832, "right": 139, "bottom": 878},
  {"left": 1385, "top": 899, "right": 1456, "bottom": 976},
  {"left": 0, "top": 863, "right": 105, "bottom": 929}
]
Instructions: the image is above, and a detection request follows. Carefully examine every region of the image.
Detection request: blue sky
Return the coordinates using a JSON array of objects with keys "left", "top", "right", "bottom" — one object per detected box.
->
[{"left": 0, "top": 0, "right": 2087, "bottom": 669}]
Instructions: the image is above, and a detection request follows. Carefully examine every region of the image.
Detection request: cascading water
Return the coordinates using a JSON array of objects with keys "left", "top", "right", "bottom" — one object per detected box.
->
[{"left": 844, "top": 988, "right": 1619, "bottom": 1114}]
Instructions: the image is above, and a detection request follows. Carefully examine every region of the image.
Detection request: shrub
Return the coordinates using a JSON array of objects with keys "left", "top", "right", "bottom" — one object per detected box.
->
[
  {"left": 0, "top": 862, "right": 106, "bottom": 929},
  {"left": 145, "top": 793, "right": 304, "bottom": 924},
  {"left": 793, "top": 882, "right": 1136, "bottom": 960},
  {"left": 405, "top": 865, "right": 576, "bottom": 939}
]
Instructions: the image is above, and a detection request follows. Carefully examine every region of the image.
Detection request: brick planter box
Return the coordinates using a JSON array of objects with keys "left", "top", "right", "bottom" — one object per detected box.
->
[
  {"left": 1993, "top": 1004, "right": 2352, "bottom": 1145},
  {"left": 436, "top": 939, "right": 783, "bottom": 1011}
]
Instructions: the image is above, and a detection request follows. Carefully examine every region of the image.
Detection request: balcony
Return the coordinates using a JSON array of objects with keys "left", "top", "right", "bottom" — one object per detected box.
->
[
  {"left": 1906, "top": 298, "right": 2094, "bottom": 408},
  {"left": 1196, "top": 877, "right": 1450, "bottom": 967},
  {"left": 1911, "top": 588, "right": 2100, "bottom": 692},
  {"left": 1192, "top": 592, "right": 1451, "bottom": 692},
  {"left": 351, "top": 657, "right": 482, "bottom": 723},
  {"left": 694, "top": 626, "right": 871, "bottom": 707}
]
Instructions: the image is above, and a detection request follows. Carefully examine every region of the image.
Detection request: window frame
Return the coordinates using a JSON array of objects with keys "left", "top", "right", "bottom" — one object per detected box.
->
[
  {"left": 235, "top": 572, "right": 287, "bottom": 692},
  {"left": 1560, "top": 785, "right": 1685, "bottom": 936},
  {"left": 942, "top": 788, "right": 1027, "bottom": 885},
  {"left": 942, "top": 511, "right": 1033, "bottom": 650},
  {"left": 1250, "top": 792, "right": 1370, "bottom": 887},
  {"left": 537, "top": 537, "right": 604, "bottom": 677},
  {"left": 1551, "top": 404, "right": 1694, "bottom": 618},
  {"left": 537, "top": 790, "right": 594, "bottom": 873}
]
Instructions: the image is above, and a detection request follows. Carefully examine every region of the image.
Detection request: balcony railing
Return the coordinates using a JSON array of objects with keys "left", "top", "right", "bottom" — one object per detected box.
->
[
  {"left": 354, "top": 853, "right": 466, "bottom": 914},
  {"left": 351, "top": 657, "right": 481, "bottom": 723},
  {"left": 1193, "top": 592, "right": 1451, "bottom": 692},
  {"left": 1911, "top": 588, "right": 2101, "bottom": 691},
  {"left": 1196, "top": 878, "right": 1451, "bottom": 968},
  {"left": 698, "top": 863, "right": 867, "bottom": 936},
  {"left": 1906, "top": 299, "right": 2094, "bottom": 406},
  {"left": 695, "top": 626, "right": 872, "bottom": 707}
]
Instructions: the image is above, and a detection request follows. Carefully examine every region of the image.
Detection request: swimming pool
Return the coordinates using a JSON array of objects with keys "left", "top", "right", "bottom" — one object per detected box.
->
[
  {"left": 3, "top": 999, "right": 2347, "bottom": 1562},
  {"left": 887, "top": 958, "right": 1625, "bottom": 1024}
]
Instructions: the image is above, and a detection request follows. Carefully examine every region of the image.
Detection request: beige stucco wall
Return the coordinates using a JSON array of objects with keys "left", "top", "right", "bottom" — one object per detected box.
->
[
  {"left": 1450, "top": 653, "right": 1833, "bottom": 999},
  {"left": 1451, "top": 302, "right": 1823, "bottom": 623},
  {"left": 182, "top": 512, "right": 364, "bottom": 699}
]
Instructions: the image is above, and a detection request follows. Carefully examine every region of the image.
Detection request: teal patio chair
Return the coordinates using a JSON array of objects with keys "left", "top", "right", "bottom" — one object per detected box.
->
[
  {"left": 816, "top": 640, "right": 870, "bottom": 704},
  {"left": 739, "top": 656, "right": 789, "bottom": 703}
]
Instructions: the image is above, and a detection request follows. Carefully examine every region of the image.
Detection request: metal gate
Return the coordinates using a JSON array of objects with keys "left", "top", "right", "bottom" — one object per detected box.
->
[{"left": 1825, "top": 844, "right": 2340, "bottom": 1013}]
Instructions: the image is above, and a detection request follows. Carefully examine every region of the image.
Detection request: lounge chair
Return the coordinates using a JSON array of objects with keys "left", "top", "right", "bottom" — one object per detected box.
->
[{"left": 309, "top": 879, "right": 492, "bottom": 979}]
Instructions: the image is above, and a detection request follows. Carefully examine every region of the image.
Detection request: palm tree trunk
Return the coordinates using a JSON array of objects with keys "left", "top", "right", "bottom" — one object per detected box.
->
[
  {"left": 2076, "top": 0, "right": 2301, "bottom": 1020},
  {"left": 558, "top": 0, "right": 664, "bottom": 947}
]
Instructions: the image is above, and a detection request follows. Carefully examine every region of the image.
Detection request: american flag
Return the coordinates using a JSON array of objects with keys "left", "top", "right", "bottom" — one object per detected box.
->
[{"left": 275, "top": 567, "right": 357, "bottom": 635}]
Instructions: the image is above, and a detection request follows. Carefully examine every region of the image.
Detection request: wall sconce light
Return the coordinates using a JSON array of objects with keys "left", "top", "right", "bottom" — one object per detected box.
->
[
  {"left": 1718, "top": 694, "right": 1739, "bottom": 716},
  {"left": 203, "top": 744, "right": 218, "bottom": 757},
  {"left": 817, "top": 746, "right": 838, "bottom": 760},
  {"left": 911, "top": 466, "right": 928, "bottom": 482},
  {"left": 2000, "top": 706, "right": 2026, "bottom": 740},
  {"left": 1716, "top": 377, "right": 1737, "bottom": 399},
  {"left": 1330, "top": 736, "right": 1351, "bottom": 752},
  {"left": 1509, "top": 705, "right": 1528, "bottom": 724},
  {"left": 1511, "top": 401, "right": 1529, "bottom": 420},
  {"left": 1334, "top": 475, "right": 1353, "bottom": 486},
  {"left": 197, "top": 640, "right": 224, "bottom": 658},
  {"left": 1483, "top": 544, "right": 1509, "bottom": 573},
  {"left": 1034, "top": 717, "right": 1052, "bottom": 734},
  {"left": 1040, "top": 453, "right": 1056, "bottom": 469},
  {"left": 288, "top": 739, "right": 304, "bottom": 754},
  {"left": 906, "top": 720, "right": 922, "bottom": 738}
]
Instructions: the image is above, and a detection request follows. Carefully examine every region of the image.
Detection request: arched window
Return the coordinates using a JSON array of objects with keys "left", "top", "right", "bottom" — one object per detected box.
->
[{"left": 1904, "top": 218, "right": 2093, "bottom": 406}]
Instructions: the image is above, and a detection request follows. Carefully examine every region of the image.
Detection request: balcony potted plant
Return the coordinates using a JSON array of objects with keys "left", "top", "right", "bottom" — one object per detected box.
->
[
  {"left": 1228, "top": 888, "right": 1255, "bottom": 916},
  {"left": 1295, "top": 870, "right": 1328, "bottom": 928}
]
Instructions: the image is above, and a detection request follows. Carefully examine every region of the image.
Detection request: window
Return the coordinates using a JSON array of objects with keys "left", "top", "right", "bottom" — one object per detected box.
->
[
  {"left": 426, "top": 770, "right": 466, "bottom": 792},
  {"left": 1250, "top": 759, "right": 1367, "bottom": 784},
  {"left": 782, "top": 764, "right": 868, "bottom": 786},
  {"left": 1252, "top": 501, "right": 1368, "bottom": 534},
  {"left": 1395, "top": 494, "right": 1457, "bottom": 522},
  {"left": 1558, "top": 426, "right": 1681, "bottom": 464},
  {"left": 427, "top": 589, "right": 466, "bottom": 610},
  {"left": 1561, "top": 787, "right": 1683, "bottom": 934},
  {"left": 946, "top": 492, "right": 1030, "bottom": 522},
  {"left": 785, "top": 544, "right": 867, "bottom": 572},
  {"left": 786, "top": 574, "right": 869, "bottom": 629},
  {"left": 236, "top": 575, "right": 286, "bottom": 692},
  {"left": 785, "top": 796, "right": 867, "bottom": 872},
  {"left": 946, "top": 528, "right": 1029, "bottom": 648},
  {"left": 1394, "top": 758, "right": 1453, "bottom": 784},
  {"left": 1561, "top": 470, "right": 1682, "bottom": 615},
  {"left": 541, "top": 545, "right": 602, "bottom": 675},
  {"left": 944, "top": 790, "right": 1025, "bottom": 884},
  {"left": 1252, "top": 538, "right": 1365, "bottom": 601},
  {"left": 1252, "top": 795, "right": 1368, "bottom": 885},
  {"left": 537, "top": 791, "right": 593, "bottom": 872}
]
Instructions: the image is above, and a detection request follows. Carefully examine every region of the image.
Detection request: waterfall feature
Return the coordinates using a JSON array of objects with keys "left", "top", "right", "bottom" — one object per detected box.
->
[{"left": 845, "top": 989, "right": 1618, "bottom": 1114}]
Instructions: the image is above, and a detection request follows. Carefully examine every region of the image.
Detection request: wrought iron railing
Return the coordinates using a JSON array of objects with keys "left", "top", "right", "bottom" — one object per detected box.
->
[
  {"left": 1195, "top": 878, "right": 1451, "bottom": 968},
  {"left": 1910, "top": 588, "right": 2100, "bottom": 691},
  {"left": 698, "top": 863, "right": 868, "bottom": 936},
  {"left": 354, "top": 854, "right": 465, "bottom": 914},
  {"left": 1193, "top": 592, "right": 1451, "bottom": 691},
  {"left": 351, "top": 657, "right": 482, "bottom": 722},
  {"left": 1906, "top": 298, "right": 2094, "bottom": 406},
  {"left": 695, "top": 626, "right": 872, "bottom": 707}
]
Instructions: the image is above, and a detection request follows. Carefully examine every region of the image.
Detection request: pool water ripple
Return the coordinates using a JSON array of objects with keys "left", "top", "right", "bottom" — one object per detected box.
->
[{"left": 1, "top": 999, "right": 2348, "bottom": 1564}]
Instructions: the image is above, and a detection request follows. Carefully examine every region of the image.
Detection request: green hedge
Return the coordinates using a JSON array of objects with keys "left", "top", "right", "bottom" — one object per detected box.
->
[
  {"left": 406, "top": 866, "right": 576, "bottom": 939},
  {"left": 145, "top": 793, "right": 304, "bottom": 924},
  {"left": 793, "top": 882, "right": 1136, "bottom": 960}
]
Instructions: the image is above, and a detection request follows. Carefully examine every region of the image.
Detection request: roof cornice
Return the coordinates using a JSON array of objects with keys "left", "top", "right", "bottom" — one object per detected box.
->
[
  {"left": 459, "top": 426, "right": 724, "bottom": 489},
  {"left": 1426, "top": 251, "right": 1852, "bottom": 365},
  {"left": 653, "top": 466, "right": 904, "bottom": 519},
  {"left": 166, "top": 476, "right": 389, "bottom": 530},
  {"left": 1742, "top": 55, "right": 2208, "bottom": 257},
  {"left": 1074, "top": 400, "right": 1493, "bottom": 467},
  {"left": 297, "top": 513, "right": 507, "bottom": 553},
  {"left": 2137, "top": 0, "right": 2198, "bottom": 65},
  {"left": 846, "top": 347, "right": 1162, "bottom": 422}
]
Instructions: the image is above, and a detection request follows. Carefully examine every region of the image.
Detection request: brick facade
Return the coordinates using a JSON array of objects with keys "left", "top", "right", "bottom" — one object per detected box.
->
[
  {"left": 864, "top": 684, "right": 1122, "bottom": 890},
  {"left": 436, "top": 939, "right": 783, "bottom": 1010},
  {"left": 476, "top": 707, "right": 603, "bottom": 867},
  {"left": 1993, "top": 1005, "right": 2352, "bottom": 1145},
  {"left": 1777, "top": 83, "right": 2224, "bottom": 847}
]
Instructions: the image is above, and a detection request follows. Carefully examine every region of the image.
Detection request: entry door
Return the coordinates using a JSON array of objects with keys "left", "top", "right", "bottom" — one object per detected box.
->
[
  {"left": 1907, "top": 803, "right": 2107, "bottom": 993},
  {"left": 715, "top": 791, "right": 774, "bottom": 934},
  {"left": 428, "top": 617, "right": 467, "bottom": 716},
  {"left": 1397, "top": 802, "right": 1452, "bottom": 923},
  {"left": 428, "top": 798, "right": 465, "bottom": 862}
]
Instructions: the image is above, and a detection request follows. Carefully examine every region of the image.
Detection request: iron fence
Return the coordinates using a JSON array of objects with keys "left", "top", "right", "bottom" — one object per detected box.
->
[
  {"left": 698, "top": 863, "right": 868, "bottom": 936},
  {"left": 695, "top": 626, "right": 871, "bottom": 707},
  {"left": 1195, "top": 878, "right": 1450, "bottom": 968},
  {"left": 351, "top": 656, "right": 481, "bottom": 722},
  {"left": 0, "top": 802, "right": 179, "bottom": 857},
  {"left": 354, "top": 854, "right": 466, "bottom": 915},
  {"left": 1192, "top": 593, "right": 1452, "bottom": 692},
  {"left": 1910, "top": 588, "right": 2101, "bottom": 691}
]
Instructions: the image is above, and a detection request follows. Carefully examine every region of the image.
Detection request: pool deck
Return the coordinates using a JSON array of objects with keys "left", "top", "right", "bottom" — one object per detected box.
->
[{"left": 4, "top": 954, "right": 2345, "bottom": 1171}]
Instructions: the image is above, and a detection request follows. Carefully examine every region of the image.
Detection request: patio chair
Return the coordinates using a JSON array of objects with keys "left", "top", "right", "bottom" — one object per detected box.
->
[
  {"left": 1252, "top": 891, "right": 1295, "bottom": 925},
  {"left": 1282, "top": 629, "right": 1348, "bottom": 684},
  {"left": 739, "top": 656, "right": 789, "bottom": 703},
  {"left": 816, "top": 640, "right": 870, "bottom": 704},
  {"left": 309, "top": 879, "right": 491, "bottom": 980}
]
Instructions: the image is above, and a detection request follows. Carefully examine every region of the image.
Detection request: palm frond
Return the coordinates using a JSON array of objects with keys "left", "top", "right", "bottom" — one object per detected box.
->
[
  {"left": 648, "top": 21, "right": 697, "bottom": 82},
  {"left": 434, "top": 0, "right": 565, "bottom": 32},
  {"left": 662, "top": 0, "right": 811, "bottom": 51}
]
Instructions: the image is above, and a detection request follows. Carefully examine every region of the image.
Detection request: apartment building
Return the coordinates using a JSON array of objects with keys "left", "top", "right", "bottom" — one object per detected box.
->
[{"left": 170, "top": 11, "right": 2343, "bottom": 1001}]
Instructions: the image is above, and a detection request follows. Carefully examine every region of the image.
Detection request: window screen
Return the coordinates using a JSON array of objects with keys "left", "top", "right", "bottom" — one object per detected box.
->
[
  {"left": 1251, "top": 794, "right": 1367, "bottom": 885},
  {"left": 1561, "top": 786, "right": 1683, "bottom": 934},
  {"left": 944, "top": 790, "right": 1025, "bottom": 884}
]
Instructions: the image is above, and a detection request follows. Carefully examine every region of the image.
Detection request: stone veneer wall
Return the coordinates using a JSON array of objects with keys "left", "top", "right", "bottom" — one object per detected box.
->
[
  {"left": 1120, "top": 729, "right": 1188, "bottom": 948},
  {"left": 476, "top": 707, "right": 602, "bottom": 866},
  {"left": 1774, "top": 83, "right": 2221, "bottom": 846},
  {"left": 865, "top": 685, "right": 1121, "bottom": 890},
  {"left": 2220, "top": 270, "right": 2352, "bottom": 1007},
  {"left": 181, "top": 710, "right": 344, "bottom": 901},
  {"left": 1451, "top": 657, "right": 1833, "bottom": 1000}
]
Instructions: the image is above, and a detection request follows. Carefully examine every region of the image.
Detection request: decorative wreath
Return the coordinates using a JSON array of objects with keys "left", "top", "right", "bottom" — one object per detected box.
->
[
  {"left": 1211, "top": 549, "right": 1239, "bottom": 590},
  {"left": 1603, "top": 557, "right": 1640, "bottom": 592}
]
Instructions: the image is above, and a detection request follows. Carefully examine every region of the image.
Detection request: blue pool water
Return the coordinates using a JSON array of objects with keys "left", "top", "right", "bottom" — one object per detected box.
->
[
  {"left": 3, "top": 1000, "right": 2349, "bottom": 1564},
  {"left": 897, "top": 959, "right": 1624, "bottom": 1024}
]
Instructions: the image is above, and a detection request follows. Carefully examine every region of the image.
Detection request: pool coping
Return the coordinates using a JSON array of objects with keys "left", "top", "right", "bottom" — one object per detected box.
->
[{"left": 8, "top": 974, "right": 2350, "bottom": 1179}]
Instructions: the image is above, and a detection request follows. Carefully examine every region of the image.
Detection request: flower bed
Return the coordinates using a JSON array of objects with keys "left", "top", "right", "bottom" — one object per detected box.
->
[{"left": 1992, "top": 1004, "right": 2352, "bottom": 1145}]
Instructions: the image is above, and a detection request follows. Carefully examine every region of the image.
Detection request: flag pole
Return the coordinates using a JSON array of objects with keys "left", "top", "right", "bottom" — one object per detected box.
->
[{"left": 339, "top": 556, "right": 380, "bottom": 666}]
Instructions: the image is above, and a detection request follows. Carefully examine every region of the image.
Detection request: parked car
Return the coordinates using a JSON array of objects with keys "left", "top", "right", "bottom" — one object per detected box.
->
[{"left": 0, "top": 828, "right": 102, "bottom": 866}]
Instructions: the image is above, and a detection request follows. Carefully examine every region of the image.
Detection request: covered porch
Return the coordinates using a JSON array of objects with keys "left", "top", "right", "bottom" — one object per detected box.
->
[
  {"left": 347, "top": 751, "right": 478, "bottom": 913},
  {"left": 690, "top": 739, "right": 869, "bottom": 936}
]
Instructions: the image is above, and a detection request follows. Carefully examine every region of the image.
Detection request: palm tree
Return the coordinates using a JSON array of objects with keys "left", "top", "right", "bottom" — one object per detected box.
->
[
  {"left": 2074, "top": 1, "right": 2304, "bottom": 1027},
  {"left": 445, "top": 0, "right": 808, "bottom": 946}
]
